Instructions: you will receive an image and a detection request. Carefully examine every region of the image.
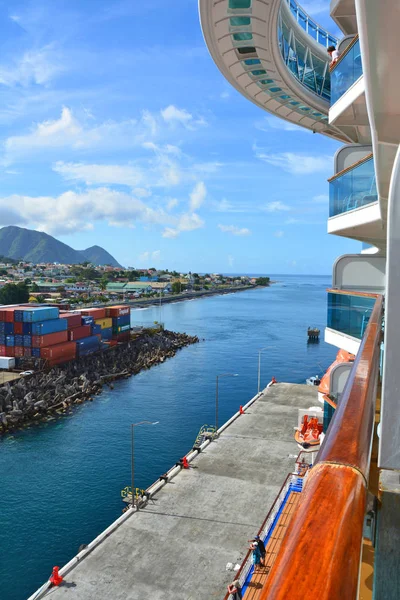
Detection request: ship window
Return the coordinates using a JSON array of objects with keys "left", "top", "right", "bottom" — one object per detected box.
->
[
  {"left": 280, "top": 94, "right": 291, "bottom": 99},
  {"left": 251, "top": 70, "right": 266, "bottom": 76},
  {"left": 243, "top": 59, "right": 261, "bottom": 65},
  {"left": 230, "top": 17, "right": 251, "bottom": 26},
  {"left": 237, "top": 47, "right": 256, "bottom": 54},
  {"left": 270, "top": 87, "right": 282, "bottom": 92},
  {"left": 259, "top": 79, "right": 274, "bottom": 84},
  {"left": 229, "top": 0, "right": 251, "bottom": 8},
  {"left": 289, "top": 100, "right": 300, "bottom": 106},
  {"left": 232, "top": 32, "right": 253, "bottom": 41}
]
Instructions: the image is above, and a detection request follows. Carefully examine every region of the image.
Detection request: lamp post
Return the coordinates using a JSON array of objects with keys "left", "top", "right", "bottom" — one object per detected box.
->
[
  {"left": 131, "top": 420, "right": 159, "bottom": 508},
  {"left": 159, "top": 288, "right": 162, "bottom": 324},
  {"left": 215, "top": 373, "right": 238, "bottom": 433},
  {"left": 257, "top": 347, "right": 274, "bottom": 393}
]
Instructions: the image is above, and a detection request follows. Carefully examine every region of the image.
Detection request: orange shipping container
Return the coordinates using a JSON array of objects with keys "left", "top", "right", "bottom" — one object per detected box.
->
[
  {"left": 41, "top": 341, "right": 76, "bottom": 360},
  {"left": 14, "top": 322, "right": 23, "bottom": 335},
  {"left": 107, "top": 305, "right": 130, "bottom": 317},
  {"left": 81, "top": 308, "right": 107, "bottom": 319}
]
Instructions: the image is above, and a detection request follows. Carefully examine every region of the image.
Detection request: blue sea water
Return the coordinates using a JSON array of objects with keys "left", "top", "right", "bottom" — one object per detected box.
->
[{"left": 0, "top": 275, "right": 336, "bottom": 600}]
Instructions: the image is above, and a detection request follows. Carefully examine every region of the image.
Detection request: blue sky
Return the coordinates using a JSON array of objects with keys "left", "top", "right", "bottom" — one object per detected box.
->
[{"left": 0, "top": 0, "right": 358, "bottom": 273}]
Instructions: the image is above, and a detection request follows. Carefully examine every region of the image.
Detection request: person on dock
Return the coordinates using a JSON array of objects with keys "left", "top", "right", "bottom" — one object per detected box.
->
[
  {"left": 227, "top": 579, "right": 243, "bottom": 599},
  {"left": 248, "top": 534, "right": 266, "bottom": 565},
  {"left": 250, "top": 541, "right": 262, "bottom": 571}
]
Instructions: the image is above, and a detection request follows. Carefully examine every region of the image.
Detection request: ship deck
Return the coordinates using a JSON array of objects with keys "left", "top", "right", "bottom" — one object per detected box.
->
[{"left": 36, "top": 383, "right": 318, "bottom": 600}]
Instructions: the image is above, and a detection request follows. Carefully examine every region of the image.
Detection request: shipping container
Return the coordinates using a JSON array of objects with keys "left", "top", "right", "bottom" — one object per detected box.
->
[
  {"left": 107, "top": 305, "right": 130, "bottom": 318},
  {"left": 14, "top": 346, "right": 24, "bottom": 357},
  {"left": 101, "top": 327, "right": 112, "bottom": 341},
  {"left": 15, "top": 335, "right": 23, "bottom": 346},
  {"left": 22, "top": 323, "right": 32, "bottom": 335},
  {"left": 5, "top": 335, "right": 14, "bottom": 347},
  {"left": 14, "top": 310, "right": 24, "bottom": 322},
  {"left": 14, "top": 322, "right": 23, "bottom": 334},
  {"left": 68, "top": 325, "right": 92, "bottom": 341},
  {"left": 0, "top": 356, "right": 15, "bottom": 369},
  {"left": 41, "top": 341, "right": 76, "bottom": 360},
  {"left": 3, "top": 308, "right": 16, "bottom": 323},
  {"left": 31, "top": 348, "right": 41, "bottom": 358},
  {"left": 81, "top": 308, "right": 107, "bottom": 319},
  {"left": 0, "top": 322, "right": 14, "bottom": 335},
  {"left": 75, "top": 335, "right": 101, "bottom": 356},
  {"left": 94, "top": 317, "right": 112, "bottom": 329},
  {"left": 0, "top": 335, "right": 5, "bottom": 346},
  {"left": 22, "top": 307, "right": 59, "bottom": 323},
  {"left": 92, "top": 324, "right": 101, "bottom": 335},
  {"left": 31, "top": 331, "right": 68, "bottom": 348},
  {"left": 112, "top": 324, "right": 130, "bottom": 334},
  {"left": 5, "top": 347, "right": 15, "bottom": 356},
  {"left": 112, "top": 314, "right": 130, "bottom": 327},
  {"left": 112, "top": 332, "right": 130, "bottom": 343},
  {"left": 81, "top": 315, "right": 94, "bottom": 326},
  {"left": 59, "top": 312, "right": 82, "bottom": 329},
  {"left": 23, "top": 348, "right": 32, "bottom": 358},
  {"left": 31, "top": 318, "right": 67, "bottom": 336},
  {"left": 0, "top": 345, "right": 6, "bottom": 356},
  {"left": 23, "top": 336, "right": 32, "bottom": 347}
]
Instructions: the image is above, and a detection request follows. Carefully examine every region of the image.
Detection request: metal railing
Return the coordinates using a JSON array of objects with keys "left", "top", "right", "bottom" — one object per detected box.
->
[
  {"left": 258, "top": 295, "right": 383, "bottom": 600},
  {"left": 285, "top": 0, "right": 337, "bottom": 48}
]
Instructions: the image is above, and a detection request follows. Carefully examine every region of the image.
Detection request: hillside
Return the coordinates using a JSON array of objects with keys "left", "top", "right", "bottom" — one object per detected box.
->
[{"left": 0, "top": 226, "right": 122, "bottom": 267}]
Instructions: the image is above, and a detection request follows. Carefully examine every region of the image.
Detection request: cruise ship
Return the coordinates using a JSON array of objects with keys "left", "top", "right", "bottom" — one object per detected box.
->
[{"left": 198, "top": 0, "right": 397, "bottom": 598}]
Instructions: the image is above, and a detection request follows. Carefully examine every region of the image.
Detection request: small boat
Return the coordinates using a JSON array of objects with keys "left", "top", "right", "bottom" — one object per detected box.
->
[
  {"left": 307, "top": 327, "right": 320, "bottom": 340},
  {"left": 306, "top": 375, "right": 321, "bottom": 386}
]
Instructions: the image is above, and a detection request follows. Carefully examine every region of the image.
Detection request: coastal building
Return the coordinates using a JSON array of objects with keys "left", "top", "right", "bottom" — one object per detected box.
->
[{"left": 199, "top": 0, "right": 398, "bottom": 597}]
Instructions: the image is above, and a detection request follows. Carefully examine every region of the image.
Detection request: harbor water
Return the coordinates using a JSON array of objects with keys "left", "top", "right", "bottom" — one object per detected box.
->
[{"left": 0, "top": 275, "right": 336, "bottom": 600}]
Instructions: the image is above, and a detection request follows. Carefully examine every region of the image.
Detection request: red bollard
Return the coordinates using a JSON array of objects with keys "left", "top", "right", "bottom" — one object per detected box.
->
[
  {"left": 239, "top": 405, "right": 245, "bottom": 415},
  {"left": 49, "top": 566, "right": 63, "bottom": 586},
  {"left": 182, "top": 456, "right": 190, "bottom": 469},
  {"left": 271, "top": 376, "right": 277, "bottom": 384}
]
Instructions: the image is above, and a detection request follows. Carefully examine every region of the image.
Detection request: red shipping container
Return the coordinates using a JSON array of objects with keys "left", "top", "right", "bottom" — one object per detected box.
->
[
  {"left": 23, "top": 348, "right": 32, "bottom": 357},
  {"left": 0, "top": 345, "right": 6, "bottom": 356},
  {"left": 14, "top": 346, "right": 24, "bottom": 357},
  {"left": 31, "top": 331, "right": 68, "bottom": 348},
  {"left": 14, "top": 322, "right": 23, "bottom": 334},
  {"left": 81, "top": 308, "right": 107, "bottom": 319},
  {"left": 68, "top": 325, "right": 92, "bottom": 341},
  {"left": 6, "top": 347, "right": 15, "bottom": 356},
  {"left": 3, "top": 308, "right": 16, "bottom": 323},
  {"left": 59, "top": 312, "right": 82, "bottom": 328},
  {"left": 41, "top": 341, "right": 76, "bottom": 360},
  {"left": 107, "top": 305, "right": 130, "bottom": 318},
  {"left": 112, "top": 332, "right": 130, "bottom": 342}
]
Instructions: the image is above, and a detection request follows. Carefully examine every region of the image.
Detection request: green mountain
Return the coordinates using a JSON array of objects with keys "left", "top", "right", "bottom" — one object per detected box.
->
[{"left": 0, "top": 226, "right": 122, "bottom": 267}]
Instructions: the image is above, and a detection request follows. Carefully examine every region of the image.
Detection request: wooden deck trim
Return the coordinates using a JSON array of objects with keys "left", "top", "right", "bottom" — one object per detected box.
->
[
  {"left": 327, "top": 288, "right": 380, "bottom": 299},
  {"left": 258, "top": 295, "right": 383, "bottom": 600},
  {"left": 327, "top": 153, "right": 373, "bottom": 183}
]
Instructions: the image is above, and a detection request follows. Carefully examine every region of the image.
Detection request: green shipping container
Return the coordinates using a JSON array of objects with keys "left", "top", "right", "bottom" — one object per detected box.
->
[{"left": 112, "top": 324, "right": 130, "bottom": 334}]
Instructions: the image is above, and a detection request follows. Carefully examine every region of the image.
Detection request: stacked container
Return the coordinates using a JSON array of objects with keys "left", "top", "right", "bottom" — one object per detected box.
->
[{"left": 106, "top": 306, "right": 131, "bottom": 342}]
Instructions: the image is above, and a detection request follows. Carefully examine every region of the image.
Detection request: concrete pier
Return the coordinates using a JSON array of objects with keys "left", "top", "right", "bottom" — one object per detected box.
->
[{"left": 34, "top": 383, "right": 318, "bottom": 600}]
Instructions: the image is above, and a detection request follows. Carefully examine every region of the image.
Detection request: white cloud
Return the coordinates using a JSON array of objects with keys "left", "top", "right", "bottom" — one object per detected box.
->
[
  {"left": 263, "top": 201, "right": 291, "bottom": 213},
  {"left": 214, "top": 198, "right": 250, "bottom": 213},
  {"left": 0, "top": 187, "right": 171, "bottom": 235},
  {"left": 134, "top": 188, "right": 151, "bottom": 198},
  {"left": 255, "top": 117, "right": 309, "bottom": 133},
  {"left": 255, "top": 151, "right": 332, "bottom": 175},
  {"left": 139, "top": 251, "right": 149, "bottom": 262},
  {"left": 189, "top": 181, "right": 206, "bottom": 211},
  {"left": 218, "top": 224, "right": 251, "bottom": 236},
  {"left": 312, "top": 194, "right": 328, "bottom": 203},
  {"left": 53, "top": 161, "right": 143, "bottom": 187},
  {"left": 152, "top": 250, "right": 161, "bottom": 260},
  {"left": 301, "top": 1, "right": 328, "bottom": 15},
  {"left": 228, "top": 255, "right": 234, "bottom": 267},
  {"left": 161, "top": 105, "right": 207, "bottom": 129},
  {"left": 167, "top": 198, "right": 179, "bottom": 210},
  {"left": 274, "top": 230, "right": 285, "bottom": 238},
  {"left": 162, "top": 212, "right": 204, "bottom": 238},
  {"left": 0, "top": 45, "right": 63, "bottom": 87}
]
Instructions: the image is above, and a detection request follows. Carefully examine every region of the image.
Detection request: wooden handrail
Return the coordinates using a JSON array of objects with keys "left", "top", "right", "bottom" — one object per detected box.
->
[
  {"left": 327, "top": 153, "right": 373, "bottom": 183},
  {"left": 327, "top": 288, "right": 379, "bottom": 299},
  {"left": 259, "top": 295, "right": 383, "bottom": 600},
  {"left": 330, "top": 34, "right": 359, "bottom": 72}
]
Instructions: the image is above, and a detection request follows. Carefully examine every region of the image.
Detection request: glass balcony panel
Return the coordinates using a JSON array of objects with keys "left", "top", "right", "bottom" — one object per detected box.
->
[
  {"left": 329, "top": 157, "right": 377, "bottom": 217},
  {"left": 327, "top": 292, "right": 376, "bottom": 339},
  {"left": 331, "top": 38, "right": 363, "bottom": 104}
]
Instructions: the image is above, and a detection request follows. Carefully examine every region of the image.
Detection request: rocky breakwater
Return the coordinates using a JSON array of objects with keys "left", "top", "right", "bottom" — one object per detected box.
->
[{"left": 0, "top": 330, "right": 199, "bottom": 434}]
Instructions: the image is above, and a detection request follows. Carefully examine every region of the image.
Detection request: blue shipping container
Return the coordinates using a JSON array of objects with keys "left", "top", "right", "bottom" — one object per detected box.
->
[
  {"left": 31, "top": 318, "right": 67, "bottom": 336},
  {"left": 0, "top": 322, "right": 14, "bottom": 335},
  {"left": 31, "top": 347, "right": 41, "bottom": 358},
  {"left": 22, "top": 323, "right": 32, "bottom": 335},
  {"left": 15, "top": 335, "right": 23, "bottom": 346},
  {"left": 113, "top": 315, "right": 130, "bottom": 327},
  {"left": 76, "top": 336, "right": 100, "bottom": 356},
  {"left": 0, "top": 334, "right": 5, "bottom": 345},
  {"left": 22, "top": 307, "right": 60, "bottom": 323},
  {"left": 92, "top": 324, "right": 101, "bottom": 335},
  {"left": 23, "top": 336, "right": 32, "bottom": 347},
  {"left": 101, "top": 327, "right": 112, "bottom": 341},
  {"left": 81, "top": 316, "right": 94, "bottom": 326},
  {"left": 5, "top": 335, "right": 15, "bottom": 347},
  {"left": 14, "top": 310, "right": 24, "bottom": 322}
]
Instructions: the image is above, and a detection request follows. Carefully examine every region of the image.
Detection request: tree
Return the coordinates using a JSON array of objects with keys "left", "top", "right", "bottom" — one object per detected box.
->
[
  {"left": 0, "top": 282, "right": 29, "bottom": 304},
  {"left": 255, "top": 277, "right": 270, "bottom": 286},
  {"left": 172, "top": 281, "right": 182, "bottom": 294}
]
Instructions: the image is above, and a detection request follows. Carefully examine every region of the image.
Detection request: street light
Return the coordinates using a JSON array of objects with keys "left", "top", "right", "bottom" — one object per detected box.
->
[
  {"left": 215, "top": 373, "right": 238, "bottom": 433},
  {"left": 131, "top": 420, "right": 159, "bottom": 508},
  {"left": 257, "top": 347, "right": 274, "bottom": 393}
]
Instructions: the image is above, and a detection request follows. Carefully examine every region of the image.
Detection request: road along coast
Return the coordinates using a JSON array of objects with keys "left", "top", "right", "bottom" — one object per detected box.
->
[{"left": 0, "top": 330, "right": 198, "bottom": 434}]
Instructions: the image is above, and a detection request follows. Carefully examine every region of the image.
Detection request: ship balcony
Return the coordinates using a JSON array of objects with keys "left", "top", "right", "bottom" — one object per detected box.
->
[
  {"left": 325, "top": 290, "right": 377, "bottom": 354},
  {"left": 327, "top": 154, "right": 385, "bottom": 247},
  {"left": 328, "top": 36, "right": 369, "bottom": 143},
  {"left": 332, "top": 253, "right": 385, "bottom": 293}
]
